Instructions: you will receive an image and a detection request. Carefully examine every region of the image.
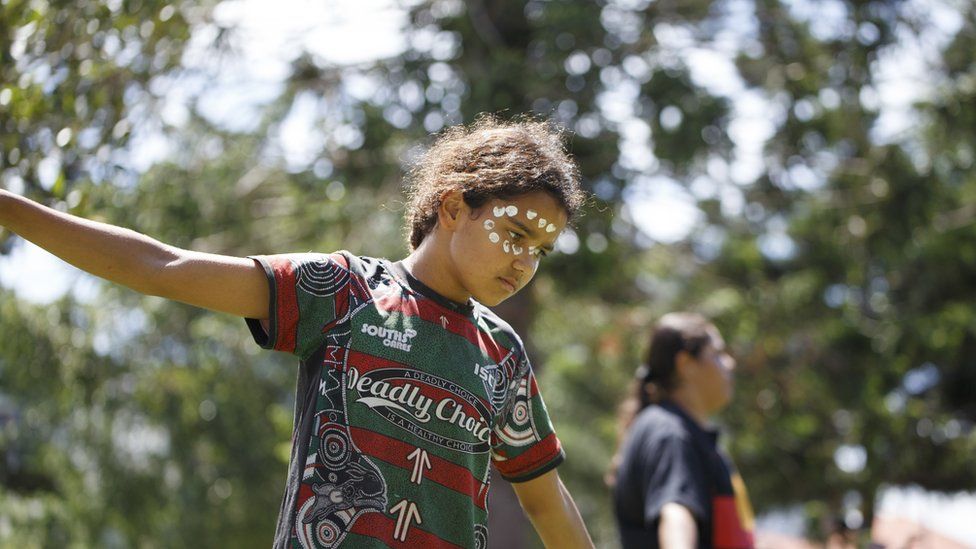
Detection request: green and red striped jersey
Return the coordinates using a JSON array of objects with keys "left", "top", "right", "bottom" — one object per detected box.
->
[{"left": 245, "top": 252, "right": 564, "bottom": 548}]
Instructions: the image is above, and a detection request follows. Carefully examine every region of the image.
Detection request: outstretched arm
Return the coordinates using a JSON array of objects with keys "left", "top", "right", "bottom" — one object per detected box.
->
[
  {"left": 511, "top": 469, "right": 594, "bottom": 549},
  {"left": 0, "top": 190, "right": 268, "bottom": 319}
]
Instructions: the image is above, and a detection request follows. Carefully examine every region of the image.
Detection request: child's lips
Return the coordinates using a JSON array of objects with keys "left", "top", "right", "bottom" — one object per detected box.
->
[{"left": 498, "top": 276, "right": 517, "bottom": 292}]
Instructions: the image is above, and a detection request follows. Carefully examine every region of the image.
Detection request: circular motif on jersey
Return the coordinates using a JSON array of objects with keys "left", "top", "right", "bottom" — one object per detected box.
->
[
  {"left": 489, "top": 376, "right": 508, "bottom": 409},
  {"left": 296, "top": 259, "right": 349, "bottom": 297},
  {"left": 474, "top": 524, "right": 488, "bottom": 549},
  {"left": 319, "top": 427, "right": 351, "bottom": 468},
  {"left": 317, "top": 520, "right": 342, "bottom": 545},
  {"left": 512, "top": 401, "right": 529, "bottom": 425}
]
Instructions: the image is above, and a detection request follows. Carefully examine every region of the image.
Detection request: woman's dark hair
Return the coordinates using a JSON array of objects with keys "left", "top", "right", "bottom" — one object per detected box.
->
[
  {"left": 606, "top": 312, "right": 715, "bottom": 486},
  {"left": 403, "top": 114, "right": 585, "bottom": 250}
]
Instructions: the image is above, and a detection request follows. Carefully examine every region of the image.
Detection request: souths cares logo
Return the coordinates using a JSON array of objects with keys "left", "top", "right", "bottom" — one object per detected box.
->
[
  {"left": 360, "top": 323, "right": 418, "bottom": 352},
  {"left": 347, "top": 367, "right": 492, "bottom": 454}
]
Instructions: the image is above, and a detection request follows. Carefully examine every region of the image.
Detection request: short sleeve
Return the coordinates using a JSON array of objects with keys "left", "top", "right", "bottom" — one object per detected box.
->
[
  {"left": 244, "top": 252, "right": 351, "bottom": 360},
  {"left": 639, "top": 432, "right": 710, "bottom": 525},
  {"left": 490, "top": 361, "right": 564, "bottom": 483}
]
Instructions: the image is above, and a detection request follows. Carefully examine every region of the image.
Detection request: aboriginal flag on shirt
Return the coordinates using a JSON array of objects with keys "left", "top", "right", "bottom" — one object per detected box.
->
[
  {"left": 713, "top": 454, "right": 755, "bottom": 548},
  {"left": 245, "top": 252, "right": 564, "bottom": 549}
]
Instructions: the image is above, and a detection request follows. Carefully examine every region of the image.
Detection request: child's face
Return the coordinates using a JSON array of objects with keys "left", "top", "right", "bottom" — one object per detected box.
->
[{"left": 450, "top": 190, "right": 567, "bottom": 306}]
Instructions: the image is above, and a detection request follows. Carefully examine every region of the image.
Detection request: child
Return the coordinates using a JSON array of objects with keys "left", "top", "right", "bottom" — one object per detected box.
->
[{"left": 0, "top": 117, "right": 594, "bottom": 548}]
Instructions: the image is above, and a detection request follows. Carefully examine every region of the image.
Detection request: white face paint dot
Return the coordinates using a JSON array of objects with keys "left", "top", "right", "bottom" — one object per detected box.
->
[
  {"left": 526, "top": 209, "right": 538, "bottom": 220},
  {"left": 513, "top": 245, "right": 523, "bottom": 255},
  {"left": 505, "top": 205, "right": 518, "bottom": 217},
  {"left": 538, "top": 218, "right": 547, "bottom": 228},
  {"left": 503, "top": 240, "right": 511, "bottom": 253},
  {"left": 483, "top": 219, "right": 495, "bottom": 230},
  {"left": 489, "top": 232, "right": 500, "bottom": 243},
  {"left": 546, "top": 223, "right": 557, "bottom": 233},
  {"left": 528, "top": 246, "right": 537, "bottom": 253},
  {"left": 493, "top": 206, "right": 506, "bottom": 217}
]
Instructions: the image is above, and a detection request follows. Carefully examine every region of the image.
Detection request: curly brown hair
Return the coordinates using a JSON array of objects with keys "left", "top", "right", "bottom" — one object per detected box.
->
[{"left": 404, "top": 115, "right": 585, "bottom": 250}]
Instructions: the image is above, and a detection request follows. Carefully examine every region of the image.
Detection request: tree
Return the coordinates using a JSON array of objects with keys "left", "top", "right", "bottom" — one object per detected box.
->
[
  {"left": 686, "top": 0, "right": 976, "bottom": 540},
  {"left": 5, "top": 0, "right": 976, "bottom": 546},
  {"left": 0, "top": 0, "right": 203, "bottom": 219}
]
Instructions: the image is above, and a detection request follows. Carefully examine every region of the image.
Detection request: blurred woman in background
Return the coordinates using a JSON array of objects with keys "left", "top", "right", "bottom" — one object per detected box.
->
[{"left": 608, "top": 312, "right": 755, "bottom": 549}]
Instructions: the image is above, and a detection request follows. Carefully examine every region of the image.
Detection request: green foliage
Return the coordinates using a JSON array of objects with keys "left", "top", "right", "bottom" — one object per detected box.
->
[
  {"left": 0, "top": 0, "right": 201, "bottom": 211},
  {"left": 3, "top": 0, "right": 976, "bottom": 546},
  {"left": 0, "top": 230, "right": 291, "bottom": 546}
]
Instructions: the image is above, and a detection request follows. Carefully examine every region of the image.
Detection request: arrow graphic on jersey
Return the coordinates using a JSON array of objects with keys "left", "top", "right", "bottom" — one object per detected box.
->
[
  {"left": 391, "top": 499, "right": 423, "bottom": 542},
  {"left": 407, "top": 448, "right": 432, "bottom": 484}
]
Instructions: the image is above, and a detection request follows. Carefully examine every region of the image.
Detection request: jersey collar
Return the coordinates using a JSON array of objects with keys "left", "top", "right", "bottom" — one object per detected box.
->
[{"left": 387, "top": 260, "right": 476, "bottom": 316}]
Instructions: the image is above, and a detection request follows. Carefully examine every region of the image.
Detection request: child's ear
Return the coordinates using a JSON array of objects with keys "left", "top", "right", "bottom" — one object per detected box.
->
[{"left": 437, "top": 190, "right": 465, "bottom": 230}]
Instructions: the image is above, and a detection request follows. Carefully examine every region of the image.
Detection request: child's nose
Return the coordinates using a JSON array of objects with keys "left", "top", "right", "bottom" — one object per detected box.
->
[{"left": 512, "top": 255, "right": 534, "bottom": 273}]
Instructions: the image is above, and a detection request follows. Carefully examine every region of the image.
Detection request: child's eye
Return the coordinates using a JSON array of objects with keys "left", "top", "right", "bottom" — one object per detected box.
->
[
  {"left": 507, "top": 230, "right": 524, "bottom": 241},
  {"left": 530, "top": 247, "right": 548, "bottom": 258}
]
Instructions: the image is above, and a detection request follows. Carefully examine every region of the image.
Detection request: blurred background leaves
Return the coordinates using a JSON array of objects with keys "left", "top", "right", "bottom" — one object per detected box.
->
[{"left": 2, "top": 0, "right": 975, "bottom": 546}]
